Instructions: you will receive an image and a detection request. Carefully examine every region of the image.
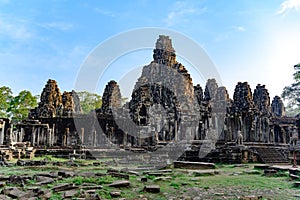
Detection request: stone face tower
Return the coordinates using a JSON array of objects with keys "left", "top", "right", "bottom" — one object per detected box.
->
[
  {"left": 253, "top": 84, "right": 271, "bottom": 114},
  {"left": 101, "top": 80, "right": 122, "bottom": 114},
  {"left": 129, "top": 35, "right": 199, "bottom": 142},
  {"left": 271, "top": 96, "right": 285, "bottom": 117},
  {"left": 38, "top": 79, "right": 62, "bottom": 118}
]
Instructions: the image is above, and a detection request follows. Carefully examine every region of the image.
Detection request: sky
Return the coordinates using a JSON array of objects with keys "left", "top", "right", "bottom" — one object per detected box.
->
[{"left": 1, "top": 0, "right": 300, "bottom": 101}]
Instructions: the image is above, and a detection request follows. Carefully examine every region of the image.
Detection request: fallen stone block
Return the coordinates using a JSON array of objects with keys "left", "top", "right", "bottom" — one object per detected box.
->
[
  {"left": 192, "top": 170, "right": 217, "bottom": 176},
  {"left": 108, "top": 180, "right": 130, "bottom": 188},
  {"left": 143, "top": 185, "right": 160, "bottom": 193},
  {"left": 2, "top": 187, "right": 26, "bottom": 199},
  {"left": 58, "top": 170, "right": 75, "bottom": 178},
  {"left": 141, "top": 177, "right": 147, "bottom": 182},
  {"left": 263, "top": 169, "right": 277, "bottom": 177},
  {"left": 0, "top": 182, "right": 6, "bottom": 187},
  {"left": 0, "top": 195, "right": 11, "bottom": 200},
  {"left": 239, "top": 196, "right": 263, "bottom": 200},
  {"left": 110, "top": 191, "right": 121, "bottom": 197},
  {"left": 242, "top": 170, "right": 261, "bottom": 175},
  {"left": 34, "top": 175, "right": 54, "bottom": 185},
  {"left": 154, "top": 176, "right": 172, "bottom": 181},
  {"left": 253, "top": 164, "right": 270, "bottom": 170},
  {"left": 289, "top": 173, "right": 299, "bottom": 180},
  {"left": 293, "top": 182, "right": 300, "bottom": 187},
  {"left": 64, "top": 190, "right": 79, "bottom": 198},
  {"left": 173, "top": 161, "right": 215, "bottom": 169},
  {"left": 52, "top": 183, "right": 78, "bottom": 192},
  {"left": 108, "top": 172, "right": 129, "bottom": 180}
]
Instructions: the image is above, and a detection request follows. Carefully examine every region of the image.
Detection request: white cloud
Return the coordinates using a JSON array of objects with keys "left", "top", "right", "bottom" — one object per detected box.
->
[
  {"left": 41, "top": 22, "right": 74, "bottom": 31},
  {"left": 94, "top": 8, "right": 116, "bottom": 17},
  {"left": 0, "top": 17, "right": 33, "bottom": 40},
  {"left": 165, "top": 1, "right": 206, "bottom": 27},
  {"left": 233, "top": 26, "right": 246, "bottom": 32},
  {"left": 277, "top": 0, "right": 300, "bottom": 15}
]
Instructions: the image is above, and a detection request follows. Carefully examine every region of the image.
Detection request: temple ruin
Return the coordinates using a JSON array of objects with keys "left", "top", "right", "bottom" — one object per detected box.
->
[{"left": 1, "top": 35, "right": 299, "bottom": 164}]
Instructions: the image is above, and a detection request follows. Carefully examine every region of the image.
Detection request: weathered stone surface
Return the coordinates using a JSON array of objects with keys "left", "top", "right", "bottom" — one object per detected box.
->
[
  {"left": 2, "top": 187, "right": 26, "bottom": 199},
  {"left": 0, "top": 182, "right": 6, "bottom": 187},
  {"left": 110, "top": 191, "right": 121, "bottom": 197},
  {"left": 126, "top": 35, "right": 205, "bottom": 146},
  {"left": 108, "top": 172, "right": 129, "bottom": 180},
  {"left": 77, "top": 172, "right": 96, "bottom": 178},
  {"left": 271, "top": 96, "right": 285, "bottom": 117},
  {"left": 31, "top": 79, "right": 62, "bottom": 118},
  {"left": 108, "top": 180, "right": 130, "bottom": 188},
  {"left": 289, "top": 173, "right": 299, "bottom": 180},
  {"left": 0, "top": 195, "right": 11, "bottom": 200},
  {"left": 80, "top": 184, "right": 102, "bottom": 190},
  {"left": 242, "top": 170, "right": 261, "bottom": 175},
  {"left": 36, "top": 172, "right": 58, "bottom": 178},
  {"left": 64, "top": 190, "right": 78, "bottom": 198},
  {"left": 253, "top": 164, "right": 270, "bottom": 170},
  {"left": 143, "top": 185, "right": 160, "bottom": 193},
  {"left": 154, "top": 176, "right": 172, "bottom": 181},
  {"left": 293, "top": 182, "right": 300, "bottom": 187},
  {"left": 34, "top": 175, "right": 54, "bottom": 185},
  {"left": 58, "top": 170, "right": 75, "bottom": 178},
  {"left": 62, "top": 90, "right": 82, "bottom": 116},
  {"left": 52, "top": 183, "right": 78, "bottom": 192},
  {"left": 100, "top": 80, "right": 122, "bottom": 114},
  {"left": 239, "top": 196, "right": 263, "bottom": 200},
  {"left": 263, "top": 169, "right": 277, "bottom": 176},
  {"left": 192, "top": 170, "right": 217, "bottom": 176},
  {"left": 173, "top": 161, "right": 216, "bottom": 169},
  {"left": 7, "top": 175, "right": 30, "bottom": 186},
  {"left": 253, "top": 84, "right": 271, "bottom": 114},
  {"left": 29, "top": 79, "right": 82, "bottom": 119},
  {"left": 141, "top": 177, "right": 148, "bottom": 182}
]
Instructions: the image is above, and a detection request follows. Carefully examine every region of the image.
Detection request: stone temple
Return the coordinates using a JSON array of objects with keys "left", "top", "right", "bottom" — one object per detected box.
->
[{"left": 1, "top": 35, "right": 300, "bottom": 164}]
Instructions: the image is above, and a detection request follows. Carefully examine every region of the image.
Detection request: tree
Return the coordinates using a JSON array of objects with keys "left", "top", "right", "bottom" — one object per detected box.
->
[
  {"left": 282, "top": 63, "right": 300, "bottom": 116},
  {"left": 8, "top": 90, "right": 38, "bottom": 122},
  {"left": 77, "top": 91, "right": 102, "bottom": 114},
  {"left": 0, "top": 86, "right": 13, "bottom": 118}
]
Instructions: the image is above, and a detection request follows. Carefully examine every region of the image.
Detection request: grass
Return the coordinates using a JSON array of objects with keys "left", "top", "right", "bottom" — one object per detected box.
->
[{"left": 0, "top": 157, "right": 299, "bottom": 199}]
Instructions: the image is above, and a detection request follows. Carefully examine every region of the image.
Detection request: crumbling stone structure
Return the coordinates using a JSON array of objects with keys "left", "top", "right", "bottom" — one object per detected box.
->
[
  {"left": 127, "top": 35, "right": 210, "bottom": 145},
  {"left": 100, "top": 80, "right": 122, "bottom": 114},
  {"left": 62, "top": 90, "right": 82, "bottom": 117},
  {"left": 271, "top": 96, "right": 285, "bottom": 117},
  {"left": 0, "top": 118, "right": 11, "bottom": 145},
  {"left": 5, "top": 35, "right": 298, "bottom": 158}
]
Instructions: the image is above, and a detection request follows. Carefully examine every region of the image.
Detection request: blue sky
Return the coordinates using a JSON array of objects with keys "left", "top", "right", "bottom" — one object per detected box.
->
[{"left": 1, "top": 0, "right": 300, "bottom": 100}]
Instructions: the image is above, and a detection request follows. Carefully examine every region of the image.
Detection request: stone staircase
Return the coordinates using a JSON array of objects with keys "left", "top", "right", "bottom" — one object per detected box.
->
[{"left": 254, "top": 147, "right": 290, "bottom": 164}]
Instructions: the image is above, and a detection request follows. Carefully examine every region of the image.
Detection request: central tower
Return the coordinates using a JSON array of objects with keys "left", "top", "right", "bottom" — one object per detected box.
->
[{"left": 129, "top": 35, "right": 198, "bottom": 143}]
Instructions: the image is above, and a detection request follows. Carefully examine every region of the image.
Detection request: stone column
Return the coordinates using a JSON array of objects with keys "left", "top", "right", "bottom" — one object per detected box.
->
[
  {"left": 20, "top": 128, "right": 25, "bottom": 142},
  {"left": 174, "top": 120, "right": 178, "bottom": 141},
  {"left": 123, "top": 132, "right": 127, "bottom": 148},
  {"left": 32, "top": 127, "right": 36, "bottom": 146},
  {"left": 63, "top": 128, "right": 70, "bottom": 146},
  {"left": 41, "top": 128, "right": 45, "bottom": 145},
  {"left": 93, "top": 130, "right": 97, "bottom": 147},
  {"left": 48, "top": 129, "right": 52, "bottom": 146},
  {"left": 52, "top": 124, "right": 55, "bottom": 145},
  {"left": 81, "top": 128, "right": 84, "bottom": 144},
  {"left": 37, "top": 128, "right": 40, "bottom": 146},
  {"left": 0, "top": 121, "right": 5, "bottom": 144}
]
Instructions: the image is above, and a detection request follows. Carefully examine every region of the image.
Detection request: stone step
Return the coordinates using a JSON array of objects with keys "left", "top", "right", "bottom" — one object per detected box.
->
[{"left": 254, "top": 147, "right": 289, "bottom": 164}]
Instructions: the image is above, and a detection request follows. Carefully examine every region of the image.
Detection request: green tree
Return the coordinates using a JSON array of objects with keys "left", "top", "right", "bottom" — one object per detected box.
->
[
  {"left": 282, "top": 63, "right": 300, "bottom": 116},
  {"left": 0, "top": 86, "right": 13, "bottom": 118},
  {"left": 77, "top": 91, "right": 102, "bottom": 114},
  {"left": 8, "top": 90, "right": 37, "bottom": 122}
]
